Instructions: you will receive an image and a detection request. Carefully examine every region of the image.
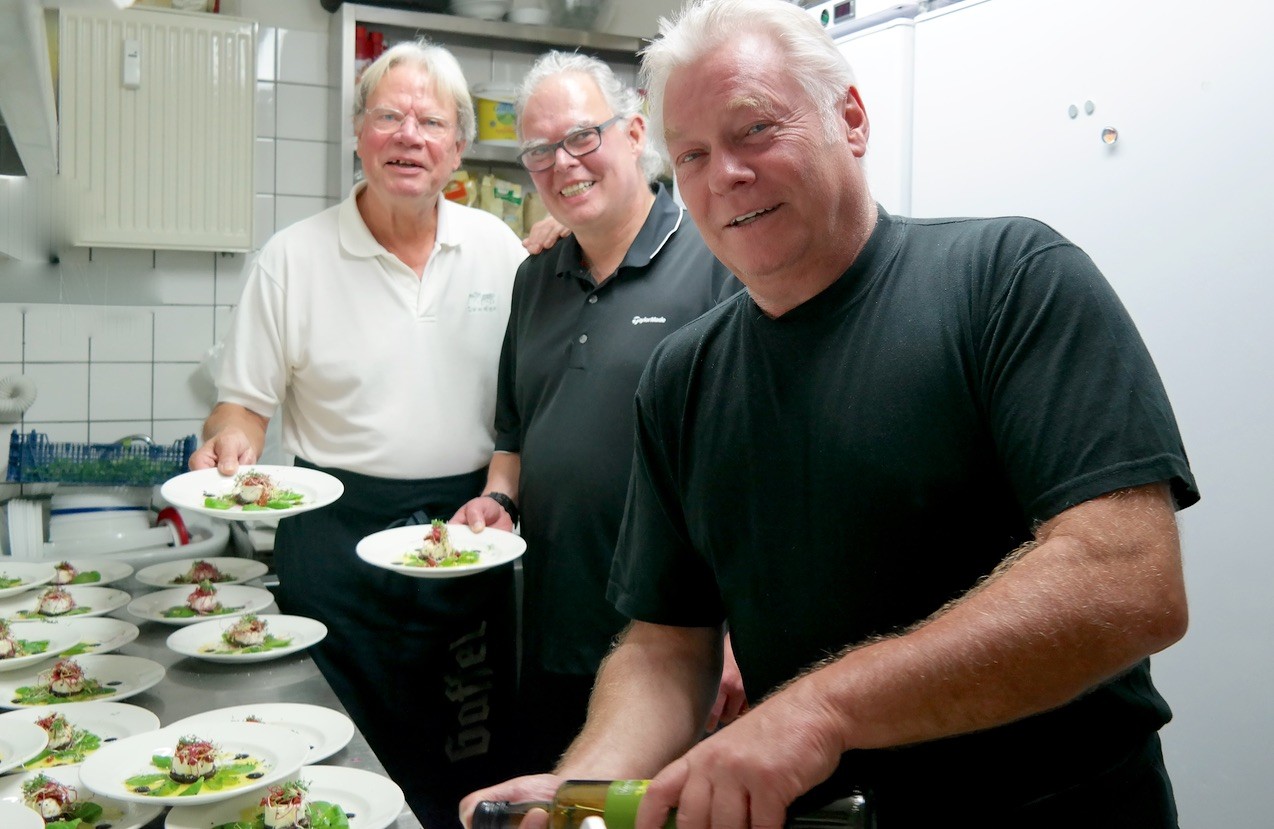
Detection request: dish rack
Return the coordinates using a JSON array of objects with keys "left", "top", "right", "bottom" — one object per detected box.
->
[{"left": 6, "top": 430, "right": 197, "bottom": 486}]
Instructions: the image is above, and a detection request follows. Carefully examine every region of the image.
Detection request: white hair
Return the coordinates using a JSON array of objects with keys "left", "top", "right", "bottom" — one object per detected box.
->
[
  {"left": 354, "top": 39, "right": 476, "bottom": 147},
  {"left": 517, "top": 51, "right": 665, "bottom": 182},
  {"left": 640, "top": 0, "right": 858, "bottom": 158}
]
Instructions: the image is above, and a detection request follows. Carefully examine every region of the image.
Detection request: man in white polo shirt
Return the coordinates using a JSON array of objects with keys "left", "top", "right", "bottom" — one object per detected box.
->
[{"left": 191, "top": 41, "right": 526, "bottom": 829}]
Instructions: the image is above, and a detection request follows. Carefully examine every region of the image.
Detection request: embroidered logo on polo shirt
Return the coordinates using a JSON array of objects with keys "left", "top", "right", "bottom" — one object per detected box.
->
[
  {"left": 632, "top": 315, "right": 667, "bottom": 325},
  {"left": 468, "top": 292, "right": 498, "bottom": 312}
]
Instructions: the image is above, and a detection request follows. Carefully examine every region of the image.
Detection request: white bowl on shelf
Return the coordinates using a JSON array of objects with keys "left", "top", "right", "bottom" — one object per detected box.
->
[{"left": 451, "top": 0, "right": 512, "bottom": 20}]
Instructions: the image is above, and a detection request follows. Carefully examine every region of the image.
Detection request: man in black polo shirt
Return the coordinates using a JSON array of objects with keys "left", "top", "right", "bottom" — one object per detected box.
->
[{"left": 452, "top": 51, "right": 742, "bottom": 772}]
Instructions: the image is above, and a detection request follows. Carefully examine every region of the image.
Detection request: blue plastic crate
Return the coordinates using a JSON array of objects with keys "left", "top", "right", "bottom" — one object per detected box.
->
[{"left": 7, "top": 430, "right": 196, "bottom": 486}]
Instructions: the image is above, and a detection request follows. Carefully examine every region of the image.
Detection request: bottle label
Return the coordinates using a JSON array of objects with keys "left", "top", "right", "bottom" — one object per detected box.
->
[{"left": 603, "top": 781, "right": 675, "bottom": 829}]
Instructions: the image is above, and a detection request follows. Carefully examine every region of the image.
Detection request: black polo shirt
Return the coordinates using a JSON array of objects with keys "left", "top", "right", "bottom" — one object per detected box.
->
[{"left": 494, "top": 184, "right": 740, "bottom": 675}]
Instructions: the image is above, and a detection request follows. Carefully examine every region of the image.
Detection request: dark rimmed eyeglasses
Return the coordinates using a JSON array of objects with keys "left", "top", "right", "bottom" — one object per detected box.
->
[{"left": 517, "top": 115, "right": 625, "bottom": 172}]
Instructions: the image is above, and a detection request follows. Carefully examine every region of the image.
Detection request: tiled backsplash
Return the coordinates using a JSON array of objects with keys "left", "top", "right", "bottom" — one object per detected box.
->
[{"left": 1, "top": 12, "right": 340, "bottom": 496}]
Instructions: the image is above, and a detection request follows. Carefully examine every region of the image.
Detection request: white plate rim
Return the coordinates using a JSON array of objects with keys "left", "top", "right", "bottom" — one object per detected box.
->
[
  {"left": 0, "top": 586, "right": 133, "bottom": 622},
  {"left": 0, "top": 620, "right": 84, "bottom": 673},
  {"left": 0, "top": 700, "right": 163, "bottom": 770},
  {"left": 160, "top": 466, "right": 344, "bottom": 522},
  {"left": 0, "top": 765, "right": 166, "bottom": 829},
  {"left": 127, "top": 585, "right": 275, "bottom": 626},
  {"left": 164, "top": 763, "right": 405, "bottom": 829},
  {"left": 165, "top": 615, "right": 327, "bottom": 664},
  {"left": 0, "top": 800, "right": 43, "bottom": 829},
  {"left": 54, "top": 559, "right": 136, "bottom": 588},
  {"left": 167, "top": 702, "right": 355, "bottom": 766},
  {"left": 0, "top": 654, "right": 166, "bottom": 710},
  {"left": 0, "top": 719, "right": 47, "bottom": 774},
  {"left": 0, "top": 563, "right": 56, "bottom": 599},
  {"left": 135, "top": 556, "right": 269, "bottom": 588},
  {"left": 355, "top": 523, "right": 527, "bottom": 579},
  {"left": 79, "top": 722, "right": 309, "bottom": 806},
  {"left": 56, "top": 617, "right": 142, "bottom": 656}
]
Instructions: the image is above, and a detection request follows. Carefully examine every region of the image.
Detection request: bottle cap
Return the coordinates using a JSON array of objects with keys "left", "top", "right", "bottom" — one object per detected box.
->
[{"left": 472, "top": 801, "right": 509, "bottom": 829}]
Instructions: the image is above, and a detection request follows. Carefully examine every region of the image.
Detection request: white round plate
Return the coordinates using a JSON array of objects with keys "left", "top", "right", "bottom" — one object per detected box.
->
[
  {"left": 0, "top": 801, "right": 42, "bottom": 829},
  {"left": 0, "top": 654, "right": 165, "bottom": 709},
  {"left": 135, "top": 556, "right": 269, "bottom": 588},
  {"left": 356, "top": 523, "right": 526, "bottom": 579},
  {"left": 80, "top": 722, "right": 308, "bottom": 806},
  {"left": 166, "top": 703, "right": 355, "bottom": 766},
  {"left": 0, "top": 620, "right": 83, "bottom": 673},
  {"left": 161, "top": 465, "right": 344, "bottom": 521},
  {"left": 51, "top": 559, "right": 135, "bottom": 587},
  {"left": 0, "top": 765, "right": 165, "bottom": 829},
  {"left": 0, "top": 563, "right": 55, "bottom": 599},
  {"left": 127, "top": 585, "right": 275, "bottom": 626},
  {"left": 0, "top": 701, "right": 162, "bottom": 770},
  {"left": 56, "top": 617, "right": 141, "bottom": 657},
  {"left": 0, "top": 586, "right": 132, "bottom": 622},
  {"left": 165, "top": 614, "right": 326, "bottom": 664},
  {"left": 166, "top": 763, "right": 404, "bottom": 829},
  {"left": 0, "top": 719, "right": 46, "bottom": 774}
]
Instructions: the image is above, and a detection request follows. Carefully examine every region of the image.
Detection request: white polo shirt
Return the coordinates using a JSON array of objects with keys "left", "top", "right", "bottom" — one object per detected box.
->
[{"left": 217, "top": 184, "right": 527, "bottom": 479}]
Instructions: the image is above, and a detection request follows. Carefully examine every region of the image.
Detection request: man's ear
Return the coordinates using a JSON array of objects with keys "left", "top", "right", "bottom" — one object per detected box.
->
[{"left": 841, "top": 85, "right": 870, "bottom": 157}]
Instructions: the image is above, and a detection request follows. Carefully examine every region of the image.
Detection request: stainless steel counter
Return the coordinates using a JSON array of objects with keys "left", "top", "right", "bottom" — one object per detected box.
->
[{"left": 103, "top": 569, "right": 423, "bottom": 829}]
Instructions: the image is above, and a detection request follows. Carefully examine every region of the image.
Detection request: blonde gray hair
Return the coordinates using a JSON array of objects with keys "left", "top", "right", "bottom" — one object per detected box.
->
[
  {"left": 639, "top": 0, "right": 857, "bottom": 159},
  {"left": 354, "top": 39, "right": 476, "bottom": 147},
  {"left": 517, "top": 51, "right": 665, "bottom": 182}
]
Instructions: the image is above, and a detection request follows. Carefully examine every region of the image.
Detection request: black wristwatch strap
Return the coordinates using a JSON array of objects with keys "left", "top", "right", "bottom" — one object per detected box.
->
[{"left": 485, "top": 491, "right": 519, "bottom": 526}]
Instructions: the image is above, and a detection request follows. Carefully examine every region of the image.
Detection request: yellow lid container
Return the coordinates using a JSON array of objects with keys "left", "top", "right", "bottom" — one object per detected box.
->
[{"left": 474, "top": 84, "right": 518, "bottom": 146}]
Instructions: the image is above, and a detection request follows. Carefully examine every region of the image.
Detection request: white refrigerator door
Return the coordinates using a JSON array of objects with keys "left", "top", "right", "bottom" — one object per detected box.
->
[
  {"left": 836, "top": 17, "right": 915, "bottom": 215},
  {"left": 912, "top": 1, "right": 1274, "bottom": 826}
]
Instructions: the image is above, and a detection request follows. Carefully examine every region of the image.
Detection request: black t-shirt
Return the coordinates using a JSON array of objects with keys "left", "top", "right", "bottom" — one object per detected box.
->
[
  {"left": 608, "top": 209, "right": 1199, "bottom": 815},
  {"left": 496, "top": 184, "right": 740, "bottom": 675}
]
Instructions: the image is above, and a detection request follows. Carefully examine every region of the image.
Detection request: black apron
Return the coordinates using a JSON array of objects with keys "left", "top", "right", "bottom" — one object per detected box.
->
[{"left": 273, "top": 459, "right": 516, "bottom": 829}]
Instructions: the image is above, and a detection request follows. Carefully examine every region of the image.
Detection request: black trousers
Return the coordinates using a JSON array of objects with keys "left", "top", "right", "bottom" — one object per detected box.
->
[{"left": 274, "top": 460, "right": 517, "bottom": 829}]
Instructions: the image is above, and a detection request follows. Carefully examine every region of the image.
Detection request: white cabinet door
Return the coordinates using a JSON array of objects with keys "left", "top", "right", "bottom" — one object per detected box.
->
[{"left": 912, "top": 2, "right": 1274, "bottom": 827}]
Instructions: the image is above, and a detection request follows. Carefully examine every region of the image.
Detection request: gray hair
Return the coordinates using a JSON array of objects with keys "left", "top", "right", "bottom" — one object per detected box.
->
[
  {"left": 640, "top": 0, "right": 857, "bottom": 159},
  {"left": 354, "top": 39, "right": 476, "bottom": 148},
  {"left": 516, "top": 51, "right": 665, "bottom": 182}
]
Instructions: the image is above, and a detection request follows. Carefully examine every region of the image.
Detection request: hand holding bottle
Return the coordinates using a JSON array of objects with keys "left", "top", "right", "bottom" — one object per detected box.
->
[
  {"left": 636, "top": 682, "right": 847, "bottom": 829},
  {"left": 461, "top": 773, "right": 563, "bottom": 829}
]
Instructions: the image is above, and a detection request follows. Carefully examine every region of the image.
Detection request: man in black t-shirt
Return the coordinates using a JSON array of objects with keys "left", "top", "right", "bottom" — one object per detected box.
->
[{"left": 460, "top": 2, "right": 1197, "bottom": 827}]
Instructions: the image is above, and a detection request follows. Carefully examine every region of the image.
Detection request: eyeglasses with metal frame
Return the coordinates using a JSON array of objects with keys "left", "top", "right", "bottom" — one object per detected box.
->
[
  {"left": 517, "top": 114, "right": 625, "bottom": 172},
  {"left": 364, "top": 106, "right": 454, "bottom": 139}
]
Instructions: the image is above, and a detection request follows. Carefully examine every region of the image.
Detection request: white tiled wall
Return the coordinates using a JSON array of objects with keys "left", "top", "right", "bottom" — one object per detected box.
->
[{"left": 0, "top": 9, "right": 339, "bottom": 495}]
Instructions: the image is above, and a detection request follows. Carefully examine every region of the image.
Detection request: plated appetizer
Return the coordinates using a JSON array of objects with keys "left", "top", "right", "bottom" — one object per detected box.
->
[
  {"left": 0, "top": 572, "right": 24, "bottom": 590},
  {"left": 205, "top": 778, "right": 354, "bottom": 829},
  {"left": 51, "top": 561, "right": 103, "bottom": 586},
  {"left": 32, "top": 587, "right": 77, "bottom": 618},
  {"left": 399, "top": 520, "right": 481, "bottom": 569},
  {"left": 172, "top": 559, "right": 230, "bottom": 585},
  {"left": 203, "top": 470, "right": 305, "bottom": 512},
  {"left": 37, "top": 712, "right": 75, "bottom": 751},
  {"left": 171, "top": 735, "right": 218, "bottom": 783},
  {"left": 162, "top": 581, "right": 244, "bottom": 620},
  {"left": 13, "top": 659, "right": 115, "bottom": 705},
  {"left": 0, "top": 620, "right": 51, "bottom": 660},
  {"left": 124, "top": 733, "right": 269, "bottom": 798}
]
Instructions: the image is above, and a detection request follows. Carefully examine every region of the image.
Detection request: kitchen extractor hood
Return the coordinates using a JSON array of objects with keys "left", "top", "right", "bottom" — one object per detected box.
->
[{"left": 0, "top": 0, "right": 133, "bottom": 178}]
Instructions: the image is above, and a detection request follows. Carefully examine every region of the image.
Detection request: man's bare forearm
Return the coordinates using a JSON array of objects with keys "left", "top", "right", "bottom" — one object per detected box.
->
[{"left": 557, "top": 622, "right": 723, "bottom": 778}]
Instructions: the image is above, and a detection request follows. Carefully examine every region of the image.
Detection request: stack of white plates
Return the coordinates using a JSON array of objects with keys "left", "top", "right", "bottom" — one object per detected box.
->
[
  {"left": 451, "top": 0, "right": 512, "bottom": 20},
  {"left": 2, "top": 500, "right": 45, "bottom": 560}
]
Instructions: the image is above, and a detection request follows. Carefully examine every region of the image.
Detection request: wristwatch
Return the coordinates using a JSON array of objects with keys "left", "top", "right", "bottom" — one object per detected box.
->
[{"left": 484, "top": 491, "right": 519, "bottom": 526}]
